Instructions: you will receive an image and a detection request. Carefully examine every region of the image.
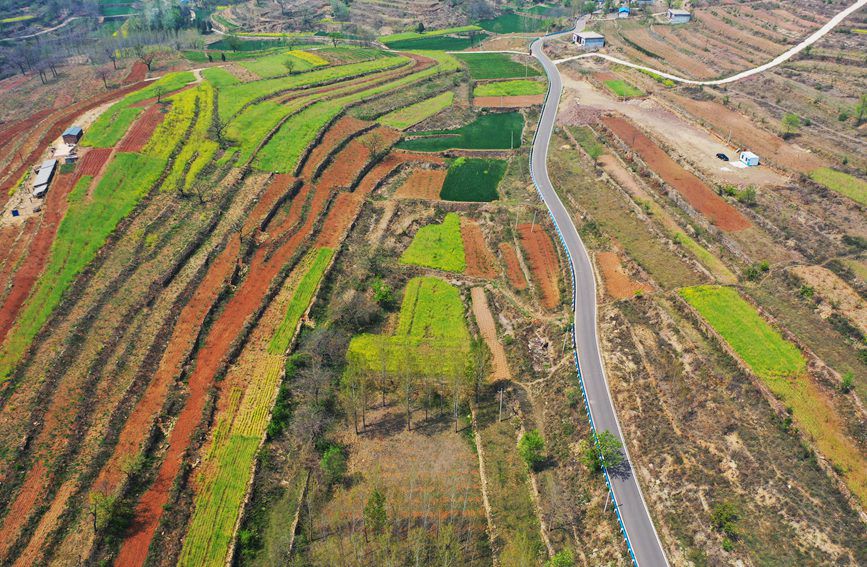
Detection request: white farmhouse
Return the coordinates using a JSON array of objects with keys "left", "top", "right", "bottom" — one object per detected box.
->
[{"left": 667, "top": 8, "right": 692, "bottom": 24}]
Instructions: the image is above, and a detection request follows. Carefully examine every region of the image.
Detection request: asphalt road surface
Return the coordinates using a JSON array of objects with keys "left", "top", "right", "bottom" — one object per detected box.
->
[{"left": 529, "top": 36, "right": 669, "bottom": 567}]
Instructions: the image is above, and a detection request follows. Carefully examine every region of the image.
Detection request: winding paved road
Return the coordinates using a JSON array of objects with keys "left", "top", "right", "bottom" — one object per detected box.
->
[{"left": 529, "top": 35, "right": 668, "bottom": 567}]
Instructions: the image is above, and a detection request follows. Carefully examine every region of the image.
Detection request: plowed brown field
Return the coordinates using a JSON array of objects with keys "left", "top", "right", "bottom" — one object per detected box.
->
[
  {"left": 474, "top": 95, "right": 544, "bottom": 108},
  {"left": 394, "top": 168, "right": 446, "bottom": 199},
  {"left": 470, "top": 287, "right": 510, "bottom": 382},
  {"left": 462, "top": 219, "right": 497, "bottom": 279},
  {"left": 318, "top": 127, "right": 401, "bottom": 189},
  {"left": 499, "top": 242, "right": 527, "bottom": 291},
  {"left": 518, "top": 224, "right": 560, "bottom": 309},
  {"left": 596, "top": 251, "right": 649, "bottom": 300},
  {"left": 601, "top": 115, "right": 751, "bottom": 232},
  {"left": 300, "top": 115, "right": 370, "bottom": 178},
  {"left": 124, "top": 62, "right": 148, "bottom": 84},
  {"left": 117, "top": 104, "right": 165, "bottom": 152}
]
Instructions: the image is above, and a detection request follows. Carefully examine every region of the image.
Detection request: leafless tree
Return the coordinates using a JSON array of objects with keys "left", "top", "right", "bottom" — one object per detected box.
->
[{"left": 95, "top": 66, "right": 112, "bottom": 89}]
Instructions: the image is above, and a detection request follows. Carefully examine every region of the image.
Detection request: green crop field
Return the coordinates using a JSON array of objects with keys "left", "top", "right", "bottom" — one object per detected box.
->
[
  {"left": 681, "top": 285, "right": 867, "bottom": 505},
  {"left": 142, "top": 87, "right": 199, "bottom": 160},
  {"left": 385, "top": 33, "right": 487, "bottom": 51},
  {"left": 473, "top": 79, "right": 546, "bottom": 97},
  {"left": 347, "top": 276, "right": 469, "bottom": 377},
  {"left": 440, "top": 157, "right": 505, "bottom": 202},
  {"left": 215, "top": 55, "right": 408, "bottom": 121},
  {"left": 0, "top": 154, "right": 165, "bottom": 380},
  {"left": 477, "top": 13, "right": 548, "bottom": 33},
  {"left": 680, "top": 286, "right": 805, "bottom": 379},
  {"left": 380, "top": 25, "right": 481, "bottom": 44},
  {"left": 228, "top": 100, "right": 297, "bottom": 165},
  {"left": 0, "top": 14, "right": 35, "bottom": 23},
  {"left": 254, "top": 101, "right": 342, "bottom": 172},
  {"left": 202, "top": 67, "right": 240, "bottom": 88},
  {"left": 455, "top": 52, "right": 541, "bottom": 80},
  {"left": 238, "top": 49, "right": 329, "bottom": 78},
  {"left": 81, "top": 72, "right": 195, "bottom": 147},
  {"left": 810, "top": 168, "right": 867, "bottom": 206},
  {"left": 397, "top": 112, "right": 524, "bottom": 152},
  {"left": 379, "top": 91, "right": 454, "bottom": 130},
  {"left": 603, "top": 79, "right": 644, "bottom": 98},
  {"left": 179, "top": 247, "right": 334, "bottom": 567},
  {"left": 400, "top": 212, "right": 466, "bottom": 272},
  {"left": 163, "top": 84, "right": 218, "bottom": 192}
]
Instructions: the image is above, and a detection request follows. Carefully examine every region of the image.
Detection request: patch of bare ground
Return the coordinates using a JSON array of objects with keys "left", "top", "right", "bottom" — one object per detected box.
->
[
  {"left": 393, "top": 167, "right": 445, "bottom": 200},
  {"left": 601, "top": 296, "right": 867, "bottom": 565},
  {"left": 517, "top": 223, "right": 560, "bottom": 309},
  {"left": 474, "top": 95, "right": 544, "bottom": 108},
  {"left": 462, "top": 219, "right": 498, "bottom": 279},
  {"left": 499, "top": 242, "right": 528, "bottom": 291},
  {"left": 470, "top": 288, "right": 509, "bottom": 382},
  {"left": 790, "top": 265, "right": 866, "bottom": 335},
  {"left": 596, "top": 251, "right": 649, "bottom": 300}
]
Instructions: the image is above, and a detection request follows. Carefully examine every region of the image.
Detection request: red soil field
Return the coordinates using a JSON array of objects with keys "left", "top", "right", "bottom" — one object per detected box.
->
[
  {"left": 596, "top": 251, "right": 649, "bottom": 300},
  {"left": 499, "top": 242, "right": 527, "bottom": 291},
  {"left": 300, "top": 115, "right": 370, "bottom": 178},
  {"left": 0, "top": 108, "right": 54, "bottom": 154},
  {"left": 601, "top": 115, "right": 751, "bottom": 232},
  {"left": 124, "top": 62, "right": 148, "bottom": 84},
  {"left": 76, "top": 147, "right": 113, "bottom": 177},
  {"left": 241, "top": 174, "right": 298, "bottom": 236},
  {"left": 394, "top": 168, "right": 446, "bottom": 199},
  {"left": 473, "top": 95, "right": 544, "bottom": 108},
  {"left": 116, "top": 104, "right": 165, "bottom": 152},
  {"left": 115, "top": 175, "right": 330, "bottom": 566},
  {"left": 94, "top": 236, "right": 241, "bottom": 493},
  {"left": 0, "top": 224, "right": 32, "bottom": 294},
  {"left": 518, "top": 224, "right": 560, "bottom": 309},
  {"left": 461, "top": 219, "right": 498, "bottom": 279},
  {"left": 318, "top": 127, "right": 401, "bottom": 189},
  {"left": 0, "top": 80, "right": 149, "bottom": 209}
]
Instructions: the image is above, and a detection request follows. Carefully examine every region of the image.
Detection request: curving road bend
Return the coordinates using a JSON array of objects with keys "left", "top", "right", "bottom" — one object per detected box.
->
[{"left": 529, "top": 36, "right": 669, "bottom": 567}]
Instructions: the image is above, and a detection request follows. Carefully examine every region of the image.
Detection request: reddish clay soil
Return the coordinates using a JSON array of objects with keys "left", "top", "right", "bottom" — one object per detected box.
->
[
  {"left": 300, "top": 115, "right": 371, "bottom": 178},
  {"left": 124, "top": 62, "right": 148, "bottom": 85},
  {"left": 461, "top": 219, "right": 498, "bottom": 279},
  {"left": 241, "top": 174, "right": 298, "bottom": 236},
  {"left": 666, "top": 93, "right": 826, "bottom": 174},
  {"left": 474, "top": 95, "right": 544, "bottom": 108},
  {"left": 116, "top": 104, "right": 165, "bottom": 153},
  {"left": 0, "top": 74, "right": 29, "bottom": 92},
  {"left": 499, "top": 242, "right": 527, "bottom": 291},
  {"left": 596, "top": 251, "right": 649, "bottom": 300},
  {"left": 0, "top": 80, "right": 149, "bottom": 209},
  {"left": 316, "top": 153, "right": 421, "bottom": 248},
  {"left": 93, "top": 236, "right": 241, "bottom": 493},
  {"left": 318, "top": 127, "right": 401, "bottom": 189},
  {"left": 518, "top": 224, "right": 560, "bottom": 309},
  {"left": 0, "top": 108, "right": 54, "bottom": 154},
  {"left": 394, "top": 168, "right": 446, "bottom": 199},
  {"left": 470, "top": 287, "right": 510, "bottom": 382},
  {"left": 76, "top": 147, "right": 113, "bottom": 177},
  {"left": 115, "top": 174, "right": 331, "bottom": 566},
  {"left": 601, "top": 115, "right": 751, "bottom": 232}
]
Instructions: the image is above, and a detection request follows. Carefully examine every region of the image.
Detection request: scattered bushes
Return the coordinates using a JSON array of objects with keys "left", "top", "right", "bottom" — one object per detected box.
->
[{"left": 517, "top": 429, "right": 545, "bottom": 470}]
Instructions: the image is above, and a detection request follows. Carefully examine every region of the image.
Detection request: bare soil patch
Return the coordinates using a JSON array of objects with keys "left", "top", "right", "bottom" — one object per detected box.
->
[
  {"left": 596, "top": 251, "right": 649, "bottom": 300},
  {"left": 116, "top": 104, "right": 165, "bottom": 153},
  {"left": 790, "top": 265, "right": 867, "bottom": 334},
  {"left": 499, "top": 242, "right": 527, "bottom": 291},
  {"left": 300, "top": 115, "right": 370, "bottom": 179},
  {"left": 317, "top": 127, "right": 400, "bottom": 189},
  {"left": 473, "top": 95, "right": 544, "bottom": 108},
  {"left": 394, "top": 168, "right": 446, "bottom": 200},
  {"left": 470, "top": 287, "right": 509, "bottom": 381},
  {"left": 517, "top": 223, "right": 560, "bottom": 309},
  {"left": 602, "top": 115, "right": 751, "bottom": 232},
  {"left": 461, "top": 219, "right": 498, "bottom": 279},
  {"left": 124, "top": 62, "right": 148, "bottom": 84}
]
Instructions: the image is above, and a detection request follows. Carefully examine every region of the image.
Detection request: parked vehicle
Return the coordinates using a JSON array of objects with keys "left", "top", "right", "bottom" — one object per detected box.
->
[{"left": 716, "top": 152, "right": 729, "bottom": 161}]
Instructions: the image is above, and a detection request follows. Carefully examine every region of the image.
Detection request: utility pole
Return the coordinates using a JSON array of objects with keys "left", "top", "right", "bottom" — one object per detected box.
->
[
  {"left": 530, "top": 209, "right": 537, "bottom": 232},
  {"left": 498, "top": 388, "right": 503, "bottom": 421}
]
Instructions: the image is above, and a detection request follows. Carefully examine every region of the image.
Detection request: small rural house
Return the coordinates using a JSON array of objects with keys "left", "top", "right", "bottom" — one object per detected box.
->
[
  {"left": 32, "top": 159, "right": 57, "bottom": 198},
  {"left": 667, "top": 8, "right": 692, "bottom": 24},
  {"left": 573, "top": 31, "right": 605, "bottom": 49},
  {"left": 62, "top": 125, "right": 83, "bottom": 145},
  {"left": 739, "top": 151, "right": 760, "bottom": 167},
  {"left": 618, "top": 6, "right": 630, "bottom": 18}
]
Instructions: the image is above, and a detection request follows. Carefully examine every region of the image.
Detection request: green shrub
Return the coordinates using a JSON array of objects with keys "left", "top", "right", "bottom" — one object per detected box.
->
[
  {"left": 517, "top": 429, "right": 545, "bottom": 470},
  {"left": 320, "top": 445, "right": 347, "bottom": 485}
]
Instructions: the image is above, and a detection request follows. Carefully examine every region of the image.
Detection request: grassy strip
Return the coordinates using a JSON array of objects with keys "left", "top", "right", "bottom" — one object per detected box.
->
[
  {"left": 253, "top": 101, "right": 342, "bottom": 173},
  {"left": 164, "top": 84, "right": 219, "bottom": 192},
  {"left": 0, "top": 155, "right": 165, "bottom": 380},
  {"left": 81, "top": 72, "right": 195, "bottom": 147},
  {"left": 380, "top": 25, "right": 481, "bottom": 44},
  {"left": 216, "top": 56, "right": 408, "bottom": 121},
  {"left": 239, "top": 50, "right": 329, "bottom": 79},
  {"left": 682, "top": 285, "right": 867, "bottom": 505},
  {"left": 142, "top": 87, "right": 200, "bottom": 160},
  {"left": 603, "top": 79, "right": 644, "bottom": 98},
  {"left": 379, "top": 91, "right": 454, "bottom": 130},
  {"left": 1, "top": 14, "right": 35, "bottom": 23},
  {"left": 202, "top": 67, "right": 240, "bottom": 88},
  {"left": 477, "top": 13, "right": 549, "bottom": 33},
  {"left": 440, "top": 157, "right": 505, "bottom": 202},
  {"left": 348, "top": 276, "right": 469, "bottom": 376},
  {"left": 473, "top": 79, "right": 545, "bottom": 97},
  {"left": 400, "top": 212, "right": 466, "bottom": 272},
  {"left": 385, "top": 34, "right": 487, "bottom": 51},
  {"left": 810, "top": 167, "right": 867, "bottom": 206},
  {"left": 179, "top": 248, "right": 333, "bottom": 567},
  {"left": 397, "top": 112, "right": 524, "bottom": 152},
  {"left": 455, "top": 52, "right": 541, "bottom": 80}
]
